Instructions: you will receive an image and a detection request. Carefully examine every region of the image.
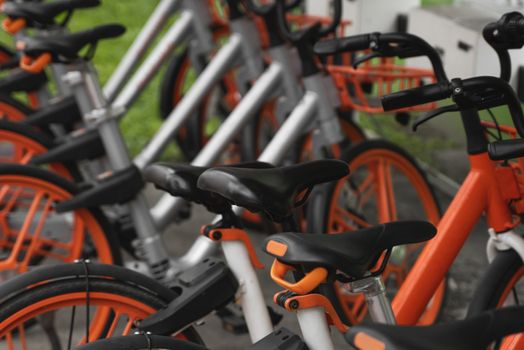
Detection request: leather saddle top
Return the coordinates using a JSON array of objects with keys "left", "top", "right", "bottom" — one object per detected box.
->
[
  {"left": 264, "top": 221, "right": 436, "bottom": 279},
  {"left": 144, "top": 162, "right": 274, "bottom": 214},
  {"left": 3, "top": 0, "right": 100, "bottom": 27},
  {"left": 21, "top": 23, "right": 125, "bottom": 61},
  {"left": 197, "top": 159, "right": 349, "bottom": 222}
]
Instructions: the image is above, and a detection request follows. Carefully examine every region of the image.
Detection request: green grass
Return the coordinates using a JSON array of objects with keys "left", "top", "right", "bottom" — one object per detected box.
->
[
  {"left": 0, "top": 1, "right": 180, "bottom": 157},
  {"left": 0, "top": 0, "right": 457, "bottom": 160}
]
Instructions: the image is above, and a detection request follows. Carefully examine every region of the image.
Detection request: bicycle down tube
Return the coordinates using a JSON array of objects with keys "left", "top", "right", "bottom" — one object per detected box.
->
[
  {"left": 103, "top": 0, "right": 179, "bottom": 102},
  {"left": 112, "top": 1, "right": 216, "bottom": 109}
]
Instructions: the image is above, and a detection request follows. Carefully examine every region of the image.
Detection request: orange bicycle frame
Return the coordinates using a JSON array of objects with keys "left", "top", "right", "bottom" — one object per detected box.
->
[{"left": 393, "top": 151, "right": 517, "bottom": 324}]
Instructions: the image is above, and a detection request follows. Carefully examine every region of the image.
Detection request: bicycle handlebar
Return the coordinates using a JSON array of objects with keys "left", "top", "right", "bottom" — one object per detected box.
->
[
  {"left": 382, "top": 76, "right": 524, "bottom": 138},
  {"left": 381, "top": 81, "right": 450, "bottom": 111},
  {"left": 276, "top": 0, "right": 342, "bottom": 42},
  {"left": 482, "top": 12, "right": 524, "bottom": 82},
  {"left": 243, "top": 0, "right": 301, "bottom": 16},
  {"left": 314, "top": 32, "right": 448, "bottom": 82}
]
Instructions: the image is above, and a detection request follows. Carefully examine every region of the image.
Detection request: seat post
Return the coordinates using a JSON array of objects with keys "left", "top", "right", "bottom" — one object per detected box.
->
[{"left": 349, "top": 276, "right": 396, "bottom": 324}]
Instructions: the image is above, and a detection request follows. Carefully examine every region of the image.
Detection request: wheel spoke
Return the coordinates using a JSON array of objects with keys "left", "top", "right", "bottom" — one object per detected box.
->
[
  {"left": 18, "top": 326, "right": 27, "bottom": 350},
  {"left": 19, "top": 196, "right": 53, "bottom": 270},
  {"left": 20, "top": 150, "right": 35, "bottom": 165},
  {"left": 0, "top": 191, "right": 45, "bottom": 270},
  {"left": 123, "top": 318, "right": 135, "bottom": 335},
  {"left": 332, "top": 207, "right": 370, "bottom": 232},
  {"left": 375, "top": 159, "right": 397, "bottom": 222},
  {"left": 106, "top": 312, "right": 122, "bottom": 338}
]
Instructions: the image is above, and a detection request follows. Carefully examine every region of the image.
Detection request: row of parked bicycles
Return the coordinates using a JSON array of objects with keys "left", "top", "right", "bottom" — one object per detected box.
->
[{"left": 0, "top": 0, "right": 524, "bottom": 348}]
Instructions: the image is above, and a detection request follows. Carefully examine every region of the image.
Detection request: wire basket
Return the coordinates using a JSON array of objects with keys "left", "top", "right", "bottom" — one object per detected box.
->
[{"left": 327, "top": 58, "right": 438, "bottom": 114}]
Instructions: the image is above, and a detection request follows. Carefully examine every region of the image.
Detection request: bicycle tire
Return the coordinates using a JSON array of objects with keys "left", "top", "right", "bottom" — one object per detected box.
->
[
  {"left": 76, "top": 335, "right": 207, "bottom": 350},
  {"left": 0, "top": 93, "right": 34, "bottom": 121},
  {"left": 467, "top": 250, "right": 524, "bottom": 349},
  {"left": 0, "top": 263, "right": 203, "bottom": 348},
  {"left": 306, "top": 140, "right": 445, "bottom": 325}
]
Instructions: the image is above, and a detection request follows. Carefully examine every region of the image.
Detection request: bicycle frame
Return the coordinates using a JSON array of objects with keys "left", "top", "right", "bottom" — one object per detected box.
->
[
  {"left": 391, "top": 110, "right": 520, "bottom": 328},
  {"left": 59, "top": 3, "right": 284, "bottom": 279}
]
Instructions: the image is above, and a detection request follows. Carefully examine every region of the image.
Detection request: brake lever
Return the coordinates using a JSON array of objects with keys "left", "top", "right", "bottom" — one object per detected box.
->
[
  {"left": 352, "top": 52, "right": 381, "bottom": 68},
  {"left": 353, "top": 43, "right": 425, "bottom": 69},
  {"left": 412, "top": 104, "right": 459, "bottom": 131}
]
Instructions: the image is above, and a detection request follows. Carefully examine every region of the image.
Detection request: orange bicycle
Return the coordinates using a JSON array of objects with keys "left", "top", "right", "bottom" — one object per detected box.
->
[{"left": 363, "top": 13, "right": 524, "bottom": 348}]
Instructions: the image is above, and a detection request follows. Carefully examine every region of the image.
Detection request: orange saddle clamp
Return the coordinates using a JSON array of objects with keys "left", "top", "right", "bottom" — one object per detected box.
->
[
  {"left": 2, "top": 17, "right": 26, "bottom": 34},
  {"left": 20, "top": 53, "right": 52, "bottom": 74}
]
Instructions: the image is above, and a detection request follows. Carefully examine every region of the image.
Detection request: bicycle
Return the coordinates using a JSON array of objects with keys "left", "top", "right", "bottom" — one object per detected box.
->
[
  {"left": 0, "top": 0, "right": 281, "bottom": 279},
  {"left": 70, "top": 158, "right": 524, "bottom": 349},
  {"left": 32, "top": 155, "right": 524, "bottom": 350},
  {"left": 0, "top": 159, "right": 351, "bottom": 347},
  {"left": 353, "top": 12, "right": 524, "bottom": 349},
  {"left": 0, "top": 0, "right": 244, "bottom": 162},
  {"left": 0, "top": 0, "right": 442, "bottom": 327}
]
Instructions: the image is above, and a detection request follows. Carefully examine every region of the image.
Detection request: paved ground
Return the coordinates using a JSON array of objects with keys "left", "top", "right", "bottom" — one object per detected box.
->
[{"left": 153, "top": 185, "right": 490, "bottom": 349}]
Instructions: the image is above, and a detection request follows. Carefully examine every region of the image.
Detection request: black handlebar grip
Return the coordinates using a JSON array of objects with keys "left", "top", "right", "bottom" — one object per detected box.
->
[
  {"left": 381, "top": 82, "right": 450, "bottom": 111},
  {"left": 488, "top": 139, "right": 524, "bottom": 160},
  {"left": 314, "top": 34, "right": 370, "bottom": 56}
]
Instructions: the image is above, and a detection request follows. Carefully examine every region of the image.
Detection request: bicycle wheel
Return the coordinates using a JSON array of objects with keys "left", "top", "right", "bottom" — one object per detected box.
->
[
  {"left": 0, "top": 164, "right": 121, "bottom": 281},
  {"left": 159, "top": 48, "right": 239, "bottom": 161},
  {"left": 0, "top": 263, "right": 203, "bottom": 349},
  {"left": 467, "top": 250, "right": 524, "bottom": 349},
  {"left": 306, "top": 140, "right": 445, "bottom": 325},
  {"left": 0, "top": 93, "right": 33, "bottom": 121},
  {"left": 0, "top": 119, "right": 74, "bottom": 178},
  {"left": 76, "top": 335, "right": 207, "bottom": 350}
]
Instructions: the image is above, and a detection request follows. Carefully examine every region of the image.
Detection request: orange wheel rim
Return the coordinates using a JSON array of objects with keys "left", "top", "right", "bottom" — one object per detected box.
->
[
  {"left": 0, "top": 102, "right": 27, "bottom": 122},
  {"left": 0, "top": 291, "right": 168, "bottom": 348},
  {"left": 327, "top": 148, "right": 442, "bottom": 325},
  {"left": 491, "top": 267, "right": 524, "bottom": 349},
  {"left": 0, "top": 175, "right": 114, "bottom": 279},
  {"left": 0, "top": 130, "right": 71, "bottom": 179}
]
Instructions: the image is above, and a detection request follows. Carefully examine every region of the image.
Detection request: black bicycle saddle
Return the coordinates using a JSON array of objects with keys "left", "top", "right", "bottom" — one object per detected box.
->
[
  {"left": 264, "top": 221, "right": 436, "bottom": 279},
  {"left": 21, "top": 23, "right": 125, "bottom": 61},
  {"left": 2, "top": 0, "right": 100, "bottom": 28},
  {"left": 346, "top": 306, "right": 524, "bottom": 350},
  {"left": 197, "top": 159, "right": 349, "bottom": 222},
  {"left": 144, "top": 162, "right": 274, "bottom": 214}
]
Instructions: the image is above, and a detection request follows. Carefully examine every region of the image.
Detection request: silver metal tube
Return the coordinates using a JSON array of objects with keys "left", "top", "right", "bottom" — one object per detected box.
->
[
  {"left": 191, "top": 63, "right": 283, "bottom": 166},
  {"left": 134, "top": 34, "right": 243, "bottom": 169},
  {"left": 49, "top": 64, "right": 72, "bottom": 96},
  {"left": 303, "top": 75, "right": 344, "bottom": 144},
  {"left": 103, "top": 0, "right": 178, "bottom": 101},
  {"left": 113, "top": 10, "right": 193, "bottom": 110},
  {"left": 150, "top": 62, "right": 283, "bottom": 229},
  {"left": 350, "top": 276, "right": 396, "bottom": 324},
  {"left": 258, "top": 91, "right": 318, "bottom": 165}
]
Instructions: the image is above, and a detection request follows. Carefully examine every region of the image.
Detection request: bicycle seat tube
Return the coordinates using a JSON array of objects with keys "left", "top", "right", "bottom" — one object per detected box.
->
[{"left": 63, "top": 63, "right": 174, "bottom": 281}]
